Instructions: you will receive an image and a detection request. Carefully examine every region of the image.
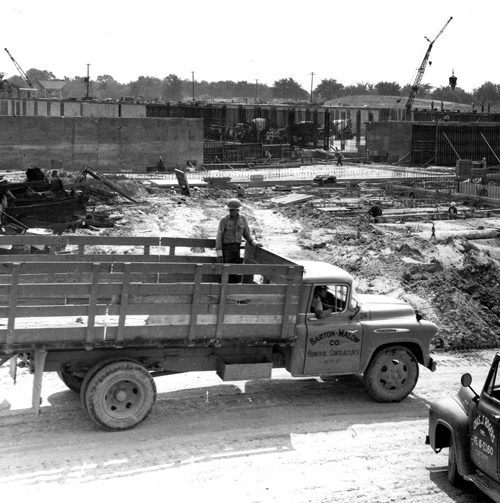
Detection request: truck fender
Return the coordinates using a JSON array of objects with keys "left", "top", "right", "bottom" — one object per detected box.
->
[{"left": 429, "top": 396, "right": 476, "bottom": 476}]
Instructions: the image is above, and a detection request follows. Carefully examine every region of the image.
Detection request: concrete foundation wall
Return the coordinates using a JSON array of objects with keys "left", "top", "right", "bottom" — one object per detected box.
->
[
  {"left": 82, "top": 102, "right": 119, "bottom": 118},
  {"left": 64, "top": 102, "right": 82, "bottom": 117},
  {"left": 0, "top": 99, "right": 148, "bottom": 119},
  {"left": 0, "top": 116, "right": 203, "bottom": 173},
  {"left": 121, "top": 104, "right": 146, "bottom": 118},
  {"left": 365, "top": 121, "right": 412, "bottom": 163}
]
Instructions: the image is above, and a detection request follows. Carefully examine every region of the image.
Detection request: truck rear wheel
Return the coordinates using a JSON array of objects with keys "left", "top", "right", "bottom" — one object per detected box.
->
[
  {"left": 364, "top": 346, "right": 419, "bottom": 402},
  {"left": 84, "top": 361, "right": 156, "bottom": 431},
  {"left": 79, "top": 357, "right": 136, "bottom": 412},
  {"left": 57, "top": 368, "right": 84, "bottom": 393}
]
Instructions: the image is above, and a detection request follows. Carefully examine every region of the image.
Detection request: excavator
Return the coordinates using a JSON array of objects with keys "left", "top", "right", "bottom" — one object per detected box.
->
[{"left": 402, "top": 16, "right": 453, "bottom": 120}]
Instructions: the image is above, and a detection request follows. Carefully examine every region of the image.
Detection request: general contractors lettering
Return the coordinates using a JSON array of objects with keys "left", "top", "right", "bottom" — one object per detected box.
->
[
  {"left": 307, "top": 349, "right": 360, "bottom": 358},
  {"left": 309, "top": 329, "right": 360, "bottom": 346}
]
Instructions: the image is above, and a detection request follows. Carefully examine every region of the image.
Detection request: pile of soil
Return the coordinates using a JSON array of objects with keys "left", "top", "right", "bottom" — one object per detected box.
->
[{"left": 280, "top": 201, "right": 500, "bottom": 350}]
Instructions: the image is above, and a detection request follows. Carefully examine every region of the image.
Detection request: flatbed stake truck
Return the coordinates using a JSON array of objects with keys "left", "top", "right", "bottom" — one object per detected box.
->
[{"left": 0, "top": 235, "right": 437, "bottom": 430}]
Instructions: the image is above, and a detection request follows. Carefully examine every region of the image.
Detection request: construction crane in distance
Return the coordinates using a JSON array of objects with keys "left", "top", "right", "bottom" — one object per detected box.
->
[
  {"left": 402, "top": 16, "right": 453, "bottom": 120},
  {"left": 4, "top": 48, "right": 34, "bottom": 88}
]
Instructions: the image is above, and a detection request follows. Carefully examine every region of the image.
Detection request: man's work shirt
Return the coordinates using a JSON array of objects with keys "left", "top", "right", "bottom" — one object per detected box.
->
[{"left": 216, "top": 214, "right": 256, "bottom": 250}]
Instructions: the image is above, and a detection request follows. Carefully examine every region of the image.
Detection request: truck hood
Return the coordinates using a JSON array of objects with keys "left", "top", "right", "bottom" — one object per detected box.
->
[{"left": 357, "top": 293, "right": 416, "bottom": 321}]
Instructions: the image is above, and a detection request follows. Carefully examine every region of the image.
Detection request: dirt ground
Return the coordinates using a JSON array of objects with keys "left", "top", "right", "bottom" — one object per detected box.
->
[
  {"left": 1, "top": 175, "right": 500, "bottom": 502},
  {"left": 0, "top": 346, "right": 497, "bottom": 503}
]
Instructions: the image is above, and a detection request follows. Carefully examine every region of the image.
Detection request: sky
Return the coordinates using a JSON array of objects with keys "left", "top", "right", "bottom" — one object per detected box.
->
[{"left": 1, "top": 0, "right": 498, "bottom": 93}]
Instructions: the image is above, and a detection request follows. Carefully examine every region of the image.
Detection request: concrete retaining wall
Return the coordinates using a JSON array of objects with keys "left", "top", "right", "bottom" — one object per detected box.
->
[
  {"left": 0, "top": 99, "right": 148, "bottom": 118},
  {"left": 366, "top": 122, "right": 412, "bottom": 163},
  {"left": 0, "top": 116, "right": 203, "bottom": 173}
]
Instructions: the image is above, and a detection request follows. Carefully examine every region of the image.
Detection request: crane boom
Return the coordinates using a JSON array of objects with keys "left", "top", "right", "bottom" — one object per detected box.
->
[
  {"left": 402, "top": 16, "right": 453, "bottom": 120},
  {"left": 4, "top": 48, "right": 34, "bottom": 88}
]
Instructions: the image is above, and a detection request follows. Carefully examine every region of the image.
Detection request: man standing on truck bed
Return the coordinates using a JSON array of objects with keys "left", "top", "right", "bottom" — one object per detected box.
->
[{"left": 216, "top": 198, "right": 261, "bottom": 265}]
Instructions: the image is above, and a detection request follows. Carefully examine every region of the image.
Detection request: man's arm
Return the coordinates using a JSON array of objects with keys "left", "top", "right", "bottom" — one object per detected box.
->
[
  {"left": 241, "top": 215, "right": 260, "bottom": 246},
  {"left": 311, "top": 296, "right": 332, "bottom": 319}
]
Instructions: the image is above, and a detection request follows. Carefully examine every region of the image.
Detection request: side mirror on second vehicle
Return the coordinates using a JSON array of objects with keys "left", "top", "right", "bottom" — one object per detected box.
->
[
  {"left": 461, "top": 372, "right": 479, "bottom": 399},
  {"left": 461, "top": 373, "right": 472, "bottom": 387}
]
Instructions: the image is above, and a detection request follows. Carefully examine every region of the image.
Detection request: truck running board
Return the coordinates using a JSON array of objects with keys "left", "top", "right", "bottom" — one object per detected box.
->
[{"left": 465, "top": 471, "right": 500, "bottom": 502}]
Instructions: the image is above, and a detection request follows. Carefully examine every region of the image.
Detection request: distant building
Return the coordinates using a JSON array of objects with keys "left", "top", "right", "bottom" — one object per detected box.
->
[{"left": 37, "top": 79, "right": 67, "bottom": 99}]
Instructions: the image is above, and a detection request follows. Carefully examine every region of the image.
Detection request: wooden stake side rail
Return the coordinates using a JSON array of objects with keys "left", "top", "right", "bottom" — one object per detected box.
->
[
  {"left": 0, "top": 235, "right": 217, "bottom": 259},
  {"left": 0, "top": 260, "right": 304, "bottom": 352},
  {"left": 0, "top": 254, "right": 219, "bottom": 264}
]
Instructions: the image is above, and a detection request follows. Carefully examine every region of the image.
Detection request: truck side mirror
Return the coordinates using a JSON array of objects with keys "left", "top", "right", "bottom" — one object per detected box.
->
[
  {"left": 461, "top": 373, "right": 472, "bottom": 387},
  {"left": 461, "top": 372, "right": 479, "bottom": 398},
  {"left": 350, "top": 302, "right": 360, "bottom": 320}
]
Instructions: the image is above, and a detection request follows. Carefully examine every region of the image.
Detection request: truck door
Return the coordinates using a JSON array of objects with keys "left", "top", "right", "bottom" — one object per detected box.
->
[
  {"left": 303, "top": 283, "right": 362, "bottom": 375},
  {"left": 470, "top": 355, "right": 500, "bottom": 481}
]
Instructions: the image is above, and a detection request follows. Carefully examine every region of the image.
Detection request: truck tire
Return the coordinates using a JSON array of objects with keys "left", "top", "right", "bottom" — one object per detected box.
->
[
  {"left": 57, "top": 368, "right": 84, "bottom": 393},
  {"left": 79, "top": 357, "right": 137, "bottom": 412},
  {"left": 448, "top": 436, "right": 463, "bottom": 486},
  {"left": 84, "top": 360, "right": 156, "bottom": 431},
  {"left": 364, "top": 346, "right": 419, "bottom": 402}
]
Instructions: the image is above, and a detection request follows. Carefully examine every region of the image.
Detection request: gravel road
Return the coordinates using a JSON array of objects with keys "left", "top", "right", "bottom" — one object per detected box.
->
[{"left": 0, "top": 350, "right": 497, "bottom": 502}]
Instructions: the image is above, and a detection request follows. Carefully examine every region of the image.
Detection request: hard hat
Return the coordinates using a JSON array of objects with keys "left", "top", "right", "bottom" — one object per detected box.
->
[
  {"left": 226, "top": 198, "right": 241, "bottom": 209},
  {"left": 450, "top": 201, "right": 456, "bottom": 206}
]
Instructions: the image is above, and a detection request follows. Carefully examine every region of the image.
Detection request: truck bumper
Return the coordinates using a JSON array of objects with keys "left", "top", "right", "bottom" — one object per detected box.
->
[{"left": 427, "top": 357, "right": 437, "bottom": 372}]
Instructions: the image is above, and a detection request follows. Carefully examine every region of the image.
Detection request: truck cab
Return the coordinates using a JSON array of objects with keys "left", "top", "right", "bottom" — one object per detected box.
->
[
  {"left": 289, "top": 260, "right": 437, "bottom": 402},
  {"left": 427, "top": 354, "right": 500, "bottom": 501}
]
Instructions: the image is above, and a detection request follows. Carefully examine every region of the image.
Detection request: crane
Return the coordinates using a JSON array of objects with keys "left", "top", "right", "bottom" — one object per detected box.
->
[
  {"left": 402, "top": 16, "right": 453, "bottom": 120},
  {"left": 4, "top": 48, "right": 34, "bottom": 88}
]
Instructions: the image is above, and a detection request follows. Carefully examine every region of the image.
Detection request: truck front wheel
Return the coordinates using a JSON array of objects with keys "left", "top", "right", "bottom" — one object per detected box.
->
[
  {"left": 84, "top": 361, "right": 157, "bottom": 431},
  {"left": 448, "top": 436, "right": 463, "bottom": 486},
  {"left": 364, "top": 346, "right": 419, "bottom": 402}
]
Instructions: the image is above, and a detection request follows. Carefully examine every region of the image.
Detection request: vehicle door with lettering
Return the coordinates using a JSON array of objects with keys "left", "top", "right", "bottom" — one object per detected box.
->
[
  {"left": 303, "top": 283, "right": 362, "bottom": 375},
  {"left": 470, "top": 356, "right": 500, "bottom": 480}
]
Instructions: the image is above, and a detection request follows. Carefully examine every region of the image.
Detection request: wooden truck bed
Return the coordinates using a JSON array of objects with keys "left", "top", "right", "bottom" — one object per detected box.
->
[{"left": 0, "top": 236, "right": 303, "bottom": 354}]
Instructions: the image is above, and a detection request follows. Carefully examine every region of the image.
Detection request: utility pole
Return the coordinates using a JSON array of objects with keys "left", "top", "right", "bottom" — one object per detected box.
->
[
  {"left": 254, "top": 79, "right": 259, "bottom": 103},
  {"left": 310, "top": 72, "right": 315, "bottom": 103},
  {"left": 191, "top": 71, "right": 195, "bottom": 101},
  {"left": 84, "top": 63, "right": 91, "bottom": 99}
]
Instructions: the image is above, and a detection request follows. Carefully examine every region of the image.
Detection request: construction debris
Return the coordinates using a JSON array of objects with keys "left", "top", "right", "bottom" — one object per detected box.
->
[
  {"left": 269, "top": 193, "right": 314, "bottom": 207},
  {"left": 72, "top": 167, "right": 139, "bottom": 204},
  {"left": 0, "top": 168, "right": 87, "bottom": 232},
  {"left": 313, "top": 175, "right": 337, "bottom": 186}
]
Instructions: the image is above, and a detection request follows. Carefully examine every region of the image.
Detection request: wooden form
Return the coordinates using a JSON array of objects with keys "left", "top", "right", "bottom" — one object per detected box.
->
[{"left": 411, "top": 123, "right": 500, "bottom": 167}]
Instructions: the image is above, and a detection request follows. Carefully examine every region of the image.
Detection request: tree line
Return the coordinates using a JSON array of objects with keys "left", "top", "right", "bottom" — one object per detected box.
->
[{"left": 5, "top": 68, "right": 500, "bottom": 107}]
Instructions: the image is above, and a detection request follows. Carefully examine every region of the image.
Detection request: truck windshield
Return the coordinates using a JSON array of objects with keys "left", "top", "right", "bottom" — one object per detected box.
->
[{"left": 485, "top": 360, "right": 500, "bottom": 401}]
